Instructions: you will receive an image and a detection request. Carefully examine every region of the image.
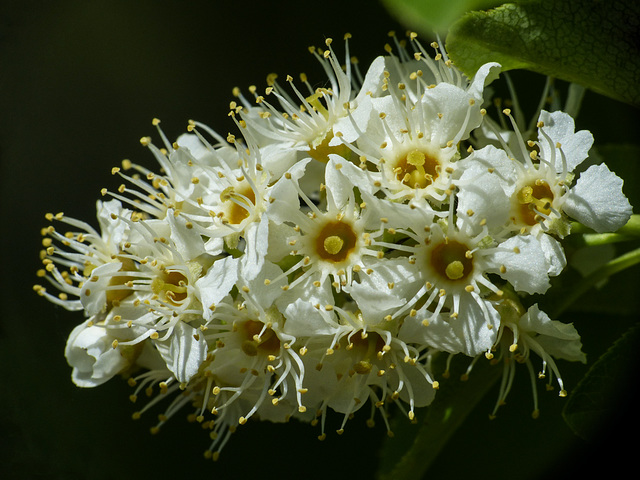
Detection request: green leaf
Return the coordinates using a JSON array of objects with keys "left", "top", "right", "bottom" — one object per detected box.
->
[
  {"left": 446, "top": 0, "right": 640, "bottom": 106},
  {"left": 376, "top": 355, "right": 502, "bottom": 480},
  {"left": 382, "top": 0, "right": 503, "bottom": 33},
  {"left": 562, "top": 323, "right": 640, "bottom": 439}
]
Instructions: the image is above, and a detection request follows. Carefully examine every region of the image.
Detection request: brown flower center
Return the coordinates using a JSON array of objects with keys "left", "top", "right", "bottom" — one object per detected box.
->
[
  {"left": 151, "top": 269, "right": 188, "bottom": 306},
  {"left": 430, "top": 240, "right": 473, "bottom": 282},
  {"left": 240, "top": 320, "right": 281, "bottom": 357},
  {"left": 394, "top": 149, "right": 440, "bottom": 189},
  {"left": 222, "top": 184, "right": 256, "bottom": 225},
  {"left": 314, "top": 220, "right": 357, "bottom": 263},
  {"left": 516, "top": 180, "right": 554, "bottom": 226}
]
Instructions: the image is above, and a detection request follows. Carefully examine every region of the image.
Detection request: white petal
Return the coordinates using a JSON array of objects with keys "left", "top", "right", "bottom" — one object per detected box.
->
[
  {"left": 420, "top": 83, "right": 483, "bottom": 144},
  {"left": 538, "top": 110, "right": 593, "bottom": 172},
  {"left": 176, "top": 132, "right": 209, "bottom": 159},
  {"left": 265, "top": 221, "right": 296, "bottom": 262},
  {"left": 276, "top": 274, "right": 334, "bottom": 312},
  {"left": 80, "top": 262, "right": 124, "bottom": 316},
  {"left": 394, "top": 364, "right": 437, "bottom": 408},
  {"left": 453, "top": 294, "right": 501, "bottom": 356},
  {"left": 240, "top": 215, "right": 269, "bottom": 281},
  {"left": 346, "top": 259, "right": 416, "bottom": 320},
  {"left": 240, "top": 260, "right": 287, "bottom": 307},
  {"left": 267, "top": 158, "right": 311, "bottom": 225},
  {"left": 325, "top": 155, "right": 356, "bottom": 210},
  {"left": 563, "top": 163, "right": 633, "bottom": 232},
  {"left": 539, "top": 234, "right": 567, "bottom": 277},
  {"left": 357, "top": 56, "right": 387, "bottom": 99},
  {"left": 260, "top": 143, "right": 299, "bottom": 179},
  {"left": 456, "top": 146, "right": 514, "bottom": 231},
  {"left": 458, "top": 145, "right": 517, "bottom": 195},
  {"left": 334, "top": 161, "right": 378, "bottom": 197},
  {"left": 65, "top": 321, "right": 127, "bottom": 387},
  {"left": 166, "top": 210, "right": 205, "bottom": 260},
  {"left": 519, "top": 305, "right": 586, "bottom": 363},
  {"left": 401, "top": 295, "right": 499, "bottom": 356},
  {"left": 467, "top": 62, "right": 501, "bottom": 100},
  {"left": 327, "top": 373, "right": 374, "bottom": 415},
  {"left": 281, "top": 298, "right": 338, "bottom": 337},
  {"left": 195, "top": 256, "right": 239, "bottom": 319},
  {"left": 332, "top": 93, "right": 374, "bottom": 144},
  {"left": 489, "top": 235, "right": 551, "bottom": 294},
  {"left": 96, "top": 199, "right": 128, "bottom": 247},
  {"left": 362, "top": 191, "right": 432, "bottom": 231},
  {"left": 156, "top": 322, "right": 208, "bottom": 384}
]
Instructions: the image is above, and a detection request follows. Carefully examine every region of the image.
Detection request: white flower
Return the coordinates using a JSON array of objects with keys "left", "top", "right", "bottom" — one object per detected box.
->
[
  {"left": 265, "top": 157, "right": 387, "bottom": 293},
  {"left": 488, "top": 298, "right": 586, "bottom": 418},
  {"left": 234, "top": 36, "right": 385, "bottom": 165},
  {"left": 391, "top": 211, "right": 549, "bottom": 351},
  {"left": 334, "top": 79, "right": 495, "bottom": 205},
  {"left": 34, "top": 200, "right": 133, "bottom": 312},
  {"left": 459, "top": 110, "right": 632, "bottom": 237},
  {"left": 380, "top": 33, "right": 500, "bottom": 105},
  {"left": 327, "top": 35, "right": 499, "bottom": 206},
  {"left": 303, "top": 304, "right": 437, "bottom": 437},
  {"left": 185, "top": 265, "right": 308, "bottom": 452},
  {"left": 65, "top": 319, "right": 131, "bottom": 387}
]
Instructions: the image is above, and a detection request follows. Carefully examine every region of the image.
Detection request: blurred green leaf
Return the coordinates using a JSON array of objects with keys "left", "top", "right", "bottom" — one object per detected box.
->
[
  {"left": 562, "top": 323, "right": 640, "bottom": 439},
  {"left": 548, "top": 246, "right": 640, "bottom": 318},
  {"left": 377, "top": 355, "right": 502, "bottom": 480},
  {"left": 382, "top": 0, "right": 502, "bottom": 34},
  {"left": 446, "top": 0, "right": 640, "bottom": 106}
]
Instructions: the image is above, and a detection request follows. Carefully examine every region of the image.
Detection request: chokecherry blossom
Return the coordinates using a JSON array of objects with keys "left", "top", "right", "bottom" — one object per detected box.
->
[{"left": 35, "top": 31, "right": 630, "bottom": 460}]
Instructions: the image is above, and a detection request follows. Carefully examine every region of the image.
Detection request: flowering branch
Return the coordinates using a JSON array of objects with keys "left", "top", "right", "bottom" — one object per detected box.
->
[{"left": 33, "top": 26, "right": 635, "bottom": 475}]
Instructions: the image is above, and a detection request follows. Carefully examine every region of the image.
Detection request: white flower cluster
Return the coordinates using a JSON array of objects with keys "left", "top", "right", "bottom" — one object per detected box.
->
[{"left": 35, "top": 33, "right": 632, "bottom": 457}]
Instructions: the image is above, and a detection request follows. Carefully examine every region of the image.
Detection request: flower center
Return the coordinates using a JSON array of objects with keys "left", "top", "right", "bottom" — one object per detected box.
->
[
  {"left": 308, "top": 131, "right": 351, "bottom": 163},
  {"left": 516, "top": 180, "right": 554, "bottom": 226},
  {"left": 151, "top": 269, "right": 188, "bottom": 305},
  {"left": 239, "top": 320, "right": 281, "bottom": 357},
  {"left": 221, "top": 183, "right": 256, "bottom": 224},
  {"left": 106, "top": 257, "right": 138, "bottom": 306},
  {"left": 314, "top": 220, "right": 357, "bottom": 263},
  {"left": 394, "top": 149, "right": 439, "bottom": 189},
  {"left": 349, "top": 331, "right": 385, "bottom": 375},
  {"left": 430, "top": 240, "right": 473, "bottom": 282}
]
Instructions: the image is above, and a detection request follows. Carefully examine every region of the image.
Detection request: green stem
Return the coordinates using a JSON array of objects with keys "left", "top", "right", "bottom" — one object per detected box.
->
[
  {"left": 578, "top": 232, "right": 634, "bottom": 247},
  {"left": 566, "top": 216, "right": 640, "bottom": 248},
  {"left": 551, "top": 246, "right": 640, "bottom": 318},
  {"left": 570, "top": 214, "right": 640, "bottom": 237}
]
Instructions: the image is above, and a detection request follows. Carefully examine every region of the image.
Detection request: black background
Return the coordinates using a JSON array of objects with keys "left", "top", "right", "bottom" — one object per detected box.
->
[{"left": 1, "top": 1, "right": 638, "bottom": 479}]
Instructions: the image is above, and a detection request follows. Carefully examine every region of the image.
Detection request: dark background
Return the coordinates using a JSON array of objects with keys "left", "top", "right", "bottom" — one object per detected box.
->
[{"left": 1, "top": 1, "right": 638, "bottom": 479}]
